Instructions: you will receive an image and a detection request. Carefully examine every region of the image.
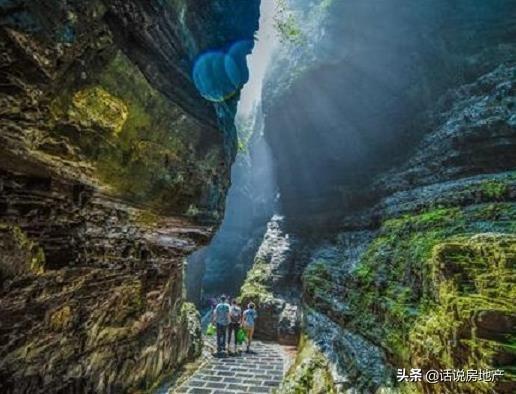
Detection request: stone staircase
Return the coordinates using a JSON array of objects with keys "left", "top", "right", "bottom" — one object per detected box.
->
[{"left": 174, "top": 340, "right": 287, "bottom": 394}]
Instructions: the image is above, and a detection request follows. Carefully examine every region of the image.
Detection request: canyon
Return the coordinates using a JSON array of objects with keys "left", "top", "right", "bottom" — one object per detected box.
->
[
  {"left": 0, "top": 0, "right": 258, "bottom": 392},
  {"left": 1, "top": 1, "right": 515, "bottom": 394},
  {"left": 237, "top": 1, "right": 516, "bottom": 393}
]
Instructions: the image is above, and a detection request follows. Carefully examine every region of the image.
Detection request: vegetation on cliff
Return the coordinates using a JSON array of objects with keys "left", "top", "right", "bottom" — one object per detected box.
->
[
  {"left": 303, "top": 194, "right": 516, "bottom": 392},
  {"left": 0, "top": 224, "right": 46, "bottom": 281},
  {"left": 277, "top": 335, "right": 336, "bottom": 394},
  {"left": 49, "top": 51, "right": 226, "bottom": 218}
]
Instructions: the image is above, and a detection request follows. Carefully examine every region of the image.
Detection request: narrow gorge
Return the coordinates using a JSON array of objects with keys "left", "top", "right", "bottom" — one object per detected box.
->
[
  {"left": 1, "top": 1, "right": 515, "bottom": 394},
  {"left": 0, "top": 0, "right": 259, "bottom": 392}
]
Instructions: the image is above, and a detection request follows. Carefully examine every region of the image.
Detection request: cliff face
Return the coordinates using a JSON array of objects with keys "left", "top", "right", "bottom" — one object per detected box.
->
[
  {"left": 0, "top": 0, "right": 259, "bottom": 392},
  {"left": 299, "top": 65, "right": 516, "bottom": 393},
  {"left": 239, "top": 1, "right": 516, "bottom": 393},
  {"left": 264, "top": 0, "right": 516, "bottom": 230},
  {"left": 239, "top": 215, "right": 303, "bottom": 346},
  {"left": 196, "top": 112, "right": 277, "bottom": 301}
]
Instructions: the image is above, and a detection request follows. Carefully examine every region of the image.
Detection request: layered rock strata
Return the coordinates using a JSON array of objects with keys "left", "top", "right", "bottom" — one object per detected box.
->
[
  {"left": 246, "top": 1, "right": 516, "bottom": 392},
  {"left": 239, "top": 215, "right": 303, "bottom": 346},
  {"left": 0, "top": 0, "right": 259, "bottom": 392},
  {"left": 276, "top": 64, "right": 516, "bottom": 393}
]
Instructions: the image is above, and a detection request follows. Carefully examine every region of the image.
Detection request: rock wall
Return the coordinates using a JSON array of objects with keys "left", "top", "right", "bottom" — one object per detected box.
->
[
  {"left": 199, "top": 111, "right": 277, "bottom": 300},
  {"left": 264, "top": 0, "right": 516, "bottom": 231},
  {"left": 239, "top": 215, "right": 303, "bottom": 345},
  {"left": 300, "top": 66, "right": 516, "bottom": 392},
  {"left": 250, "top": 1, "right": 516, "bottom": 393},
  {"left": 265, "top": 67, "right": 516, "bottom": 393},
  {"left": 0, "top": 0, "right": 259, "bottom": 392}
]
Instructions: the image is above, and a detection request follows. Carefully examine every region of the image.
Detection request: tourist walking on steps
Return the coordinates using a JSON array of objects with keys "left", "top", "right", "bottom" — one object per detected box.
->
[
  {"left": 227, "top": 299, "right": 242, "bottom": 353},
  {"left": 212, "top": 295, "right": 230, "bottom": 354},
  {"left": 242, "top": 302, "right": 258, "bottom": 352}
]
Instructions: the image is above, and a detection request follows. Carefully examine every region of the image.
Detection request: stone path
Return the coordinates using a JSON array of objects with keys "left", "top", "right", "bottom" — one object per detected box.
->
[{"left": 171, "top": 340, "right": 288, "bottom": 394}]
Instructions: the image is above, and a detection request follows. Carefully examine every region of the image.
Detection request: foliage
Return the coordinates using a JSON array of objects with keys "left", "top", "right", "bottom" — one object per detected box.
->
[
  {"left": 479, "top": 179, "right": 509, "bottom": 200},
  {"left": 303, "top": 259, "right": 335, "bottom": 306},
  {"left": 235, "top": 114, "right": 255, "bottom": 154},
  {"left": 238, "top": 259, "right": 274, "bottom": 306},
  {"left": 273, "top": 0, "right": 304, "bottom": 45}
]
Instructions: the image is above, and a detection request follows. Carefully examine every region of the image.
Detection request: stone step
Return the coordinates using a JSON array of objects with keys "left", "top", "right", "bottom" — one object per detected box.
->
[{"left": 170, "top": 339, "right": 290, "bottom": 394}]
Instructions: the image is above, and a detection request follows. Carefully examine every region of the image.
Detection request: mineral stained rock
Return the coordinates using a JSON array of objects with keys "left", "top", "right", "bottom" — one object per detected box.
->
[{"left": 0, "top": 0, "right": 259, "bottom": 393}]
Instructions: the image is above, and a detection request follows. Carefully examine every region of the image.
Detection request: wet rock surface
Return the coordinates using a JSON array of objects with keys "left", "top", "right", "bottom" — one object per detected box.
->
[
  {"left": 0, "top": 171, "right": 207, "bottom": 392},
  {"left": 278, "top": 310, "right": 391, "bottom": 393},
  {"left": 0, "top": 0, "right": 259, "bottom": 392},
  {"left": 284, "top": 67, "right": 516, "bottom": 392},
  {"left": 271, "top": 65, "right": 516, "bottom": 392}
]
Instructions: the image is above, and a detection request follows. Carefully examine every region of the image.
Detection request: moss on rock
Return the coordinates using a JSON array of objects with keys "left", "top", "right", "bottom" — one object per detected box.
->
[
  {"left": 303, "top": 201, "right": 516, "bottom": 392},
  {"left": 478, "top": 179, "right": 509, "bottom": 201},
  {"left": 180, "top": 302, "right": 202, "bottom": 359},
  {"left": 409, "top": 233, "right": 515, "bottom": 393},
  {"left": 238, "top": 258, "right": 275, "bottom": 307},
  {"left": 68, "top": 86, "right": 128, "bottom": 134},
  {"left": 0, "top": 224, "right": 46, "bottom": 281},
  {"left": 303, "top": 259, "right": 335, "bottom": 308},
  {"left": 48, "top": 50, "right": 227, "bottom": 217},
  {"left": 277, "top": 335, "right": 336, "bottom": 394},
  {"left": 49, "top": 305, "right": 74, "bottom": 332}
]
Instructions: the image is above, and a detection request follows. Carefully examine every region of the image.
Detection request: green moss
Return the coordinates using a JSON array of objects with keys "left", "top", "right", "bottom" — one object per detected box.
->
[
  {"left": 479, "top": 179, "right": 509, "bottom": 200},
  {"left": 49, "top": 305, "right": 74, "bottom": 331},
  {"left": 299, "top": 200, "right": 516, "bottom": 393},
  {"left": 306, "top": 202, "right": 516, "bottom": 377},
  {"left": 12, "top": 226, "right": 46, "bottom": 274},
  {"left": 134, "top": 210, "right": 159, "bottom": 227},
  {"left": 303, "top": 259, "right": 335, "bottom": 308},
  {"left": 30, "top": 246, "right": 46, "bottom": 274},
  {"left": 277, "top": 335, "right": 336, "bottom": 394},
  {"left": 179, "top": 302, "right": 202, "bottom": 359},
  {"left": 273, "top": 0, "right": 304, "bottom": 45},
  {"left": 238, "top": 259, "right": 274, "bottom": 307},
  {"left": 0, "top": 224, "right": 46, "bottom": 280},
  {"left": 68, "top": 86, "right": 128, "bottom": 134},
  {"left": 49, "top": 51, "right": 220, "bottom": 215},
  {"left": 408, "top": 234, "right": 516, "bottom": 393},
  {"left": 92, "top": 52, "right": 192, "bottom": 208}
]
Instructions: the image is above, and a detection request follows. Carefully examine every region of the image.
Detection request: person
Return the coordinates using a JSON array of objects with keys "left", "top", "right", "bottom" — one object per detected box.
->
[
  {"left": 212, "top": 295, "right": 230, "bottom": 353},
  {"left": 227, "top": 299, "right": 242, "bottom": 353},
  {"left": 242, "top": 302, "right": 258, "bottom": 352}
]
